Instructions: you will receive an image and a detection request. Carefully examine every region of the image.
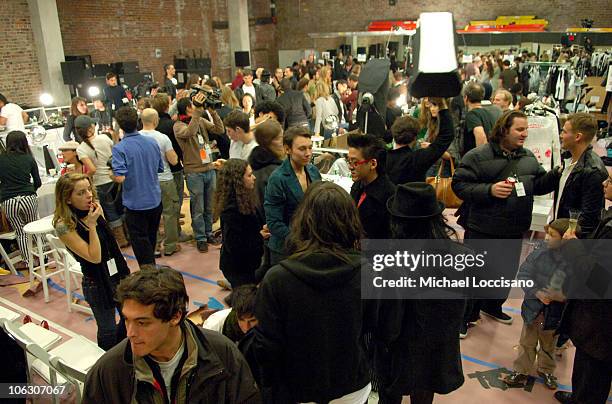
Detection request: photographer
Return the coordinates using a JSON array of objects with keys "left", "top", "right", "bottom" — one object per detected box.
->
[{"left": 173, "top": 91, "right": 225, "bottom": 253}]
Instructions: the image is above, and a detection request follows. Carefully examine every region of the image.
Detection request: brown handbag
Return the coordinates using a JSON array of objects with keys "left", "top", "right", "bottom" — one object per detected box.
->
[{"left": 426, "top": 158, "right": 463, "bottom": 209}]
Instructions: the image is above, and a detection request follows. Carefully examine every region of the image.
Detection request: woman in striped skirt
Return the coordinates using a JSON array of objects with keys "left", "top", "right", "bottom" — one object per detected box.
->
[{"left": 0, "top": 131, "right": 41, "bottom": 265}]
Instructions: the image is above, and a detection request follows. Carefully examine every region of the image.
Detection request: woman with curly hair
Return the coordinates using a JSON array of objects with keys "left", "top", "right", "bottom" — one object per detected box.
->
[{"left": 214, "top": 159, "right": 263, "bottom": 287}]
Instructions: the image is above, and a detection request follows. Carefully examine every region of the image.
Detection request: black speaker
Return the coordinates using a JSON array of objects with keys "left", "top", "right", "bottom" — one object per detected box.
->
[
  {"left": 93, "top": 63, "right": 113, "bottom": 77},
  {"left": 174, "top": 58, "right": 188, "bottom": 70},
  {"left": 235, "top": 51, "right": 250, "bottom": 67},
  {"left": 196, "top": 58, "right": 211, "bottom": 69},
  {"left": 120, "top": 72, "right": 152, "bottom": 89},
  {"left": 339, "top": 44, "right": 352, "bottom": 55},
  {"left": 60, "top": 60, "right": 92, "bottom": 85},
  {"left": 65, "top": 55, "right": 92, "bottom": 69},
  {"left": 114, "top": 61, "right": 140, "bottom": 74}
]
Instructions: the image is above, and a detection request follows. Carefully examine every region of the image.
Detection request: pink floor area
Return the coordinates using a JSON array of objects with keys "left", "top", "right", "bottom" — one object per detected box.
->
[{"left": 0, "top": 209, "right": 608, "bottom": 403}]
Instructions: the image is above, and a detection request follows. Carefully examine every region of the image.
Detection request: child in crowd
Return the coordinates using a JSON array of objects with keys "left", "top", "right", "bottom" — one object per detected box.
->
[{"left": 504, "top": 218, "right": 577, "bottom": 390}]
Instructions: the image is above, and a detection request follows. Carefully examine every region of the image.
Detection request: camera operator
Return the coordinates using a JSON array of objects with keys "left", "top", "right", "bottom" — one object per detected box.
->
[{"left": 173, "top": 91, "right": 225, "bottom": 253}]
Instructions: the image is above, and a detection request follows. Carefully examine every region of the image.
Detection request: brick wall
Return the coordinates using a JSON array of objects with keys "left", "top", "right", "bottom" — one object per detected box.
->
[
  {"left": 1, "top": 0, "right": 43, "bottom": 106},
  {"left": 276, "top": 0, "right": 612, "bottom": 51},
  {"left": 56, "top": 0, "right": 278, "bottom": 84}
]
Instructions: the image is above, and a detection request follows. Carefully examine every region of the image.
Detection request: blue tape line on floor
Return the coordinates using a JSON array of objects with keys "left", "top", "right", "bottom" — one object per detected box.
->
[{"left": 122, "top": 253, "right": 218, "bottom": 286}]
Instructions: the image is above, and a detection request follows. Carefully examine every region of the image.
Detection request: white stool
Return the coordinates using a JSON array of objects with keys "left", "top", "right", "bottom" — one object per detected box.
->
[{"left": 24, "top": 215, "right": 61, "bottom": 303}]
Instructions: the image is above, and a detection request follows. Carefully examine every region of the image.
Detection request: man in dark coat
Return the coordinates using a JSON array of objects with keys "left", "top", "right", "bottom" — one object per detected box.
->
[
  {"left": 554, "top": 173, "right": 612, "bottom": 404},
  {"left": 554, "top": 113, "right": 608, "bottom": 237},
  {"left": 348, "top": 133, "right": 395, "bottom": 239},
  {"left": 235, "top": 69, "right": 263, "bottom": 106},
  {"left": 386, "top": 98, "right": 454, "bottom": 185},
  {"left": 83, "top": 267, "right": 260, "bottom": 403},
  {"left": 452, "top": 110, "right": 561, "bottom": 334}
]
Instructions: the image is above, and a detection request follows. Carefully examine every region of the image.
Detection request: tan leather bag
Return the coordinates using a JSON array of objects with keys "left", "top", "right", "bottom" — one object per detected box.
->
[{"left": 426, "top": 158, "right": 462, "bottom": 209}]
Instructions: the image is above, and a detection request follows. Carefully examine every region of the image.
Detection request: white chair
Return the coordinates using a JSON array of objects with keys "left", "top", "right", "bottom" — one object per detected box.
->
[
  {"left": 46, "top": 234, "right": 92, "bottom": 315},
  {"left": 49, "top": 356, "right": 87, "bottom": 404},
  {"left": 24, "top": 215, "right": 61, "bottom": 302},
  {"left": 0, "top": 231, "right": 21, "bottom": 275},
  {"left": 3, "top": 320, "right": 66, "bottom": 404},
  {"left": 19, "top": 321, "right": 62, "bottom": 350},
  {"left": 0, "top": 305, "right": 20, "bottom": 322}
]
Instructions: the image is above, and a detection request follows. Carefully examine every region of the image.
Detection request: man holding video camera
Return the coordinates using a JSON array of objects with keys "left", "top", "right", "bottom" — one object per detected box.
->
[{"left": 173, "top": 90, "right": 225, "bottom": 253}]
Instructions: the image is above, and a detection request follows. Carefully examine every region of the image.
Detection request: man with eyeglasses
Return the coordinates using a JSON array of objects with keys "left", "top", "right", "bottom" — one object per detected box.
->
[{"left": 348, "top": 133, "right": 395, "bottom": 239}]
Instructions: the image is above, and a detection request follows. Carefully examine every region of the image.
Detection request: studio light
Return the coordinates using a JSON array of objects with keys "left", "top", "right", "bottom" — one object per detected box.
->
[
  {"left": 39, "top": 93, "right": 54, "bottom": 106},
  {"left": 409, "top": 12, "right": 462, "bottom": 98},
  {"left": 88, "top": 86, "right": 100, "bottom": 97}
]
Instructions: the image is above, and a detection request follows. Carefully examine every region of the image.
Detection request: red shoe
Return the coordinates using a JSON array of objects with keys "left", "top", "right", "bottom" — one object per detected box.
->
[
  {"left": 22, "top": 315, "right": 32, "bottom": 324},
  {"left": 40, "top": 320, "right": 49, "bottom": 330}
]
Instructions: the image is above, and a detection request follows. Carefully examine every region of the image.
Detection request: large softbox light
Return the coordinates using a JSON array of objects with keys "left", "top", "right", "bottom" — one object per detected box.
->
[{"left": 409, "top": 12, "right": 461, "bottom": 98}]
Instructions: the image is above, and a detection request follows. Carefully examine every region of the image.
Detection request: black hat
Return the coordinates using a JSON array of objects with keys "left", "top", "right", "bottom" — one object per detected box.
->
[{"left": 387, "top": 182, "right": 445, "bottom": 218}]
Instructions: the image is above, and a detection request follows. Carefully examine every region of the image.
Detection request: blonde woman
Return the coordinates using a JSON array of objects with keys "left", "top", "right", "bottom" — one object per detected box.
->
[
  {"left": 314, "top": 80, "right": 339, "bottom": 139},
  {"left": 53, "top": 173, "right": 130, "bottom": 350}
]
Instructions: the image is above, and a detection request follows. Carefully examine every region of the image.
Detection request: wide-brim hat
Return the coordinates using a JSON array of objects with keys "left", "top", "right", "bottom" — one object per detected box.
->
[{"left": 387, "top": 182, "right": 445, "bottom": 218}]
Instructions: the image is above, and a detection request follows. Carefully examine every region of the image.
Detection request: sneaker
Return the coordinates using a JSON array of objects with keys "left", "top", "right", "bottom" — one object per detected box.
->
[
  {"left": 459, "top": 323, "right": 468, "bottom": 339},
  {"left": 197, "top": 241, "right": 209, "bottom": 253},
  {"left": 538, "top": 372, "right": 558, "bottom": 390},
  {"left": 553, "top": 391, "right": 574, "bottom": 403},
  {"left": 503, "top": 371, "right": 528, "bottom": 387},
  {"left": 207, "top": 235, "right": 222, "bottom": 246},
  {"left": 480, "top": 309, "right": 513, "bottom": 325}
]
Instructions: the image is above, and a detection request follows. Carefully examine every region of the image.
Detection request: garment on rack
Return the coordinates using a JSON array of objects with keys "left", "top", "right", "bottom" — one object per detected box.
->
[{"left": 524, "top": 110, "right": 562, "bottom": 171}]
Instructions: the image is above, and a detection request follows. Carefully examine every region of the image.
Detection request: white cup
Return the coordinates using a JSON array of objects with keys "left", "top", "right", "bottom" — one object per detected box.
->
[{"left": 48, "top": 169, "right": 57, "bottom": 177}]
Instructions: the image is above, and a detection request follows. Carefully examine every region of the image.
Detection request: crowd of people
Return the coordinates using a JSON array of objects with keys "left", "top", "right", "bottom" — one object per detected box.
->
[{"left": 0, "top": 44, "right": 611, "bottom": 404}]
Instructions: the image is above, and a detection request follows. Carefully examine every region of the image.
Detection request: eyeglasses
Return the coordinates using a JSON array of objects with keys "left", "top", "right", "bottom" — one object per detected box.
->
[{"left": 347, "top": 158, "right": 371, "bottom": 168}]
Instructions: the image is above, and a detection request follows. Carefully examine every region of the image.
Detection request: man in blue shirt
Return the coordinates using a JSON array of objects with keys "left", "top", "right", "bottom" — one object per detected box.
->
[{"left": 112, "top": 106, "right": 164, "bottom": 266}]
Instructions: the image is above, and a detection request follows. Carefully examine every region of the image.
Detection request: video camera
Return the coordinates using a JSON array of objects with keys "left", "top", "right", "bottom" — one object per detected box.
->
[{"left": 189, "top": 84, "right": 223, "bottom": 109}]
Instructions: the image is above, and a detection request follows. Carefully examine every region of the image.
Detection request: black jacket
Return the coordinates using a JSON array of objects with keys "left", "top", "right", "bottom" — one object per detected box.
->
[
  {"left": 254, "top": 252, "right": 370, "bottom": 403},
  {"left": 369, "top": 242, "right": 468, "bottom": 395},
  {"left": 220, "top": 196, "right": 264, "bottom": 287},
  {"left": 554, "top": 146, "right": 608, "bottom": 236},
  {"left": 558, "top": 208, "right": 612, "bottom": 361},
  {"left": 156, "top": 112, "right": 183, "bottom": 172},
  {"left": 248, "top": 146, "right": 283, "bottom": 219},
  {"left": 386, "top": 109, "right": 454, "bottom": 185},
  {"left": 276, "top": 89, "right": 311, "bottom": 128},
  {"left": 83, "top": 320, "right": 260, "bottom": 403},
  {"left": 350, "top": 174, "right": 395, "bottom": 239},
  {"left": 452, "top": 142, "right": 560, "bottom": 235},
  {"left": 516, "top": 247, "right": 568, "bottom": 330}
]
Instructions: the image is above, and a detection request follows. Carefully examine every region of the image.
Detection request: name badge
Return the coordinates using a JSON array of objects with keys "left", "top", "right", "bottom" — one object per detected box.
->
[
  {"left": 515, "top": 182, "right": 526, "bottom": 197},
  {"left": 200, "top": 143, "right": 212, "bottom": 164},
  {"left": 107, "top": 258, "right": 119, "bottom": 277}
]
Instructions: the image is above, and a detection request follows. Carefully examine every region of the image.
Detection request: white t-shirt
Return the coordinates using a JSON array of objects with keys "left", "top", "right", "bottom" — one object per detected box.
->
[
  {"left": 202, "top": 308, "right": 231, "bottom": 333},
  {"left": 0, "top": 103, "right": 25, "bottom": 132},
  {"left": 153, "top": 339, "right": 185, "bottom": 400},
  {"left": 242, "top": 84, "right": 257, "bottom": 101},
  {"left": 555, "top": 158, "right": 577, "bottom": 218},
  {"left": 229, "top": 139, "right": 258, "bottom": 161},
  {"left": 140, "top": 129, "right": 174, "bottom": 182},
  {"left": 76, "top": 134, "right": 114, "bottom": 186}
]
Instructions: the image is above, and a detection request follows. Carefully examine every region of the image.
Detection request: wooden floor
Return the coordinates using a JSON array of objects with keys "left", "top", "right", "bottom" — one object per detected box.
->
[{"left": 1, "top": 202, "right": 610, "bottom": 403}]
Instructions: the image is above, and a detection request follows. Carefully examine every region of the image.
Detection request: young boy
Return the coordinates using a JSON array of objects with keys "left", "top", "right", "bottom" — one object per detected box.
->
[{"left": 504, "top": 218, "right": 577, "bottom": 390}]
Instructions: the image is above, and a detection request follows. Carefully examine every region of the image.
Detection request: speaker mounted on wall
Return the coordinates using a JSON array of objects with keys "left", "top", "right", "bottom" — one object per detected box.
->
[{"left": 234, "top": 51, "right": 250, "bottom": 68}]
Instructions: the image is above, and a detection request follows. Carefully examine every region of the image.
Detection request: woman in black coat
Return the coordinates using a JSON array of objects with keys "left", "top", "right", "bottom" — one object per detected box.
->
[
  {"left": 214, "top": 159, "right": 263, "bottom": 287},
  {"left": 554, "top": 173, "right": 612, "bottom": 404},
  {"left": 374, "top": 183, "right": 466, "bottom": 404}
]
